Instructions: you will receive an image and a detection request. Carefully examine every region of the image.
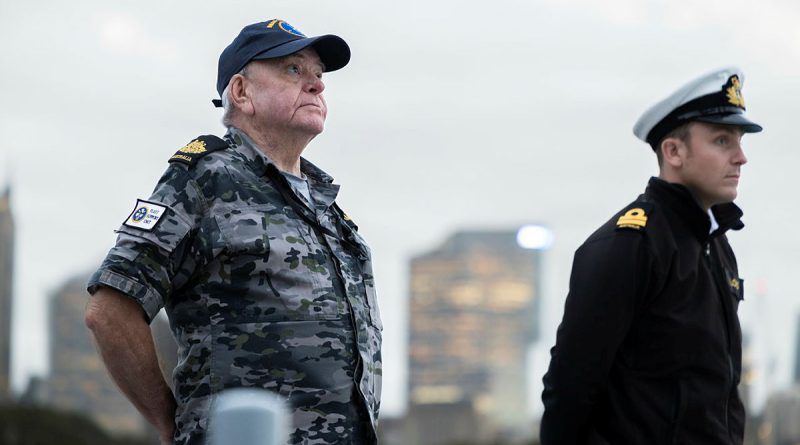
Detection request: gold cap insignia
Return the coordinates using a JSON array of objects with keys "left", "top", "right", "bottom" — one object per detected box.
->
[
  {"left": 725, "top": 75, "right": 745, "bottom": 108},
  {"left": 729, "top": 278, "right": 741, "bottom": 291},
  {"left": 265, "top": 19, "right": 305, "bottom": 37},
  {"left": 179, "top": 140, "right": 208, "bottom": 154},
  {"left": 617, "top": 208, "right": 648, "bottom": 230}
]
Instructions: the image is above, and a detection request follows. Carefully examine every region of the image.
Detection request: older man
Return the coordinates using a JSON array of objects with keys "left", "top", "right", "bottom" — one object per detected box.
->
[
  {"left": 541, "top": 67, "right": 761, "bottom": 445},
  {"left": 85, "top": 19, "right": 382, "bottom": 445}
]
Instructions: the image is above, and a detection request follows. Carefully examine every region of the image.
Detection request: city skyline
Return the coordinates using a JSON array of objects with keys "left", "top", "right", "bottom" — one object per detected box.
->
[{"left": 3, "top": 0, "right": 800, "bottom": 419}]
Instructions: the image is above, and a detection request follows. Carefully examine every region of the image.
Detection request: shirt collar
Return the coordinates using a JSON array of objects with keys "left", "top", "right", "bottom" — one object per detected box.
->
[
  {"left": 225, "top": 127, "right": 340, "bottom": 210},
  {"left": 707, "top": 208, "right": 720, "bottom": 234},
  {"left": 645, "top": 176, "right": 744, "bottom": 241}
]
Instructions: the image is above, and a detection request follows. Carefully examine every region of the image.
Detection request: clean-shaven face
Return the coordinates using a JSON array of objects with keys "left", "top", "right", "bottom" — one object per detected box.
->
[
  {"left": 679, "top": 122, "right": 748, "bottom": 209},
  {"left": 244, "top": 47, "right": 328, "bottom": 136}
]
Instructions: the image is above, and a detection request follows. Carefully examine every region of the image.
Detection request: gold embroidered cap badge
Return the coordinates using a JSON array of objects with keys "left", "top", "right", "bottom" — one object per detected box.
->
[{"left": 725, "top": 75, "right": 745, "bottom": 108}]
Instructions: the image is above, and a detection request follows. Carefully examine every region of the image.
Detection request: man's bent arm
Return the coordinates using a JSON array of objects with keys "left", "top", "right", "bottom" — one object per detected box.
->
[
  {"left": 540, "top": 233, "right": 653, "bottom": 444},
  {"left": 85, "top": 286, "right": 177, "bottom": 445}
]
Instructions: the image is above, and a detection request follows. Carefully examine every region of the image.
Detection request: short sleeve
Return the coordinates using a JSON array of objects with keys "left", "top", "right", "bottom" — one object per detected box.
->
[{"left": 87, "top": 166, "right": 204, "bottom": 322}]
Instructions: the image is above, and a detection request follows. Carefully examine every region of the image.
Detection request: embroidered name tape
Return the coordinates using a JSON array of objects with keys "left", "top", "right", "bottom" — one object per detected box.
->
[{"left": 124, "top": 199, "right": 167, "bottom": 231}]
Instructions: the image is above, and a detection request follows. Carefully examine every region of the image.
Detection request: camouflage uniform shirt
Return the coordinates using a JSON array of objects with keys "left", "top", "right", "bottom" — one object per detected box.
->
[{"left": 88, "top": 128, "right": 382, "bottom": 444}]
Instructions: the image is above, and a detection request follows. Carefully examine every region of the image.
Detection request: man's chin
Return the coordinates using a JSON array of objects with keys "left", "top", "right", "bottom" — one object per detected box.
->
[{"left": 716, "top": 191, "right": 738, "bottom": 205}]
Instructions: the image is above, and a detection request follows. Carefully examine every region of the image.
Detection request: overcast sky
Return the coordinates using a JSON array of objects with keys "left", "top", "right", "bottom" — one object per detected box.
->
[{"left": 2, "top": 0, "right": 799, "bottom": 418}]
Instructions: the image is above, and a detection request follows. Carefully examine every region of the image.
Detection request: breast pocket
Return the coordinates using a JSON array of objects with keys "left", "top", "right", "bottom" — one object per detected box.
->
[
  {"left": 350, "top": 230, "right": 383, "bottom": 331},
  {"left": 214, "top": 205, "right": 344, "bottom": 322}
]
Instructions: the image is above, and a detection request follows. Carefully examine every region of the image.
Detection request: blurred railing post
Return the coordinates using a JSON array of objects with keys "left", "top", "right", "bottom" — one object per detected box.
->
[{"left": 208, "top": 388, "right": 288, "bottom": 445}]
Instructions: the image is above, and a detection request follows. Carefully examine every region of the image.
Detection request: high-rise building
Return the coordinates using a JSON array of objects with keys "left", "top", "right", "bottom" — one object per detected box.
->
[
  {"left": 760, "top": 386, "right": 800, "bottom": 445},
  {"left": 794, "top": 314, "right": 800, "bottom": 385},
  {"left": 47, "top": 275, "right": 146, "bottom": 436},
  {"left": 408, "top": 229, "right": 545, "bottom": 442},
  {"left": 0, "top": 187, "right": 14, "bottom": 401}
]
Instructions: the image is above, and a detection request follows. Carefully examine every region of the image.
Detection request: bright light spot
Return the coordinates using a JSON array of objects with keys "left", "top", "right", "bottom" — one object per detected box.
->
[
  {"left": 516, "top": 225, "right": 554, "bottom": 250},
  {"left": 94, "top": 13, "right": 175, "bottom": 61},
  {"left": 101, "top": 15, "right": 140, "bottom": 49}
]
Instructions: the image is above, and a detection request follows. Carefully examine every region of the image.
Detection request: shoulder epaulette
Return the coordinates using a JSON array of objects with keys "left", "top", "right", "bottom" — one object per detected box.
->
[
  {"left": 333, "top": 203, "right": 359, "bottom": 232},
  {"left": 616, "top": 201, "right": 654, "bottom": 232},
  {"left": 168, "top": 135, "right": 229, "bottom": 167}
]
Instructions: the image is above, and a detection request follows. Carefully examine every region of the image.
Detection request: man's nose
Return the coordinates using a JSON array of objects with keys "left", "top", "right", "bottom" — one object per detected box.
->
[
  {"left": 734, "top": 145, "right": 748, "bottom": 165},
  {"left": 305, "top": 75, "right": 325, "bottom": 94}
]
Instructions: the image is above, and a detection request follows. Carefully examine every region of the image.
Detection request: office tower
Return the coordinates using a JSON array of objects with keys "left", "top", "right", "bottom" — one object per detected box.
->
[
  {"left": 761, "top": 386, "right": 800, "bottom": 445},
  {"left": 0, "top": 187, "right": 14, "bottom": 401},
  {"left": 48, "top": 275, "right": 146, "bottom": 436},
  {"left": 408, "top": 229, "right": 544, "bottom": 442},
  {"left": 794, "top": 314, "right": 800, "bottom": 385}
]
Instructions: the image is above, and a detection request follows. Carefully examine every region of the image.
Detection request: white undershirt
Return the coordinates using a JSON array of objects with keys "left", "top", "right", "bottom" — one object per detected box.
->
[
  {"left": 282, "top": 171, "right": 313, "bottom": 205},
  {"left": 708, "top": 208, "right": 720, "bottom": 234}
]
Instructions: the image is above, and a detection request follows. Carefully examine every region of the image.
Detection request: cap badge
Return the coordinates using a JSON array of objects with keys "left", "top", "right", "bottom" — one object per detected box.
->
[
  {"left": 725, "top": 75, "right": 745, "bottom": 108},
  {"left": 178, "top": 140, "right": 207, "bottom": 155},
  {"left": 266, "top": 19, "right": 305, "bottom": 37}
]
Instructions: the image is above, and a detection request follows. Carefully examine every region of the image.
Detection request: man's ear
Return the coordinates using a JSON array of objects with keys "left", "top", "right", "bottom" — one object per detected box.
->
[
  {"left": 660, "top": 137, "right": 685, "bottom": 169},
  {"left": 229, "top": 74, "right": 254, "bottom": 116}
]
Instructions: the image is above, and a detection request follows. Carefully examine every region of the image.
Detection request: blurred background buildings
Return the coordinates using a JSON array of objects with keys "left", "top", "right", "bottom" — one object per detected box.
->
[
  {"left": 45, "top": 276, "right": 146, "bottom": 436},
  {"left": 404, "top": 230, "right": 543, "bottom": 443},
  {"left": 0, "top": 187, "right": 13, "bottom": 402},
  {"left": 4, "top": 1, "right": 800, "bottom": 444},
  {"left": 1, "top": 187, "right": 799, "bottom": 443}
]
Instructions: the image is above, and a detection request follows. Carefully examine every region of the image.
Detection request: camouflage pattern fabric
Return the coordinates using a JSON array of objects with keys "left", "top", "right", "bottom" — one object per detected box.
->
[{"left": 88, "top": 127, "right": 382, "bottom": 444}]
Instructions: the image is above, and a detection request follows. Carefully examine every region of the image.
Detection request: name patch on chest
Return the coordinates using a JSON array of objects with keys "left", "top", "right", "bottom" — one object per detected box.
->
[{"left": 124, "top": 199, "right": 167, "bottom": 231}]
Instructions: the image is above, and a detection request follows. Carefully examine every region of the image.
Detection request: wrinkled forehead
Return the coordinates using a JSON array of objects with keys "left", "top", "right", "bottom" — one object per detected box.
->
[{"left": 270, "top": 47, "right": 326, "bottom": 70}]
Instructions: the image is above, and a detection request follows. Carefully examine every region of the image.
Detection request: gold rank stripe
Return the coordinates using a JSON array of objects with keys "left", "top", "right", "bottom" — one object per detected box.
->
[{"left": 617, "top": 208, "right": 648, "bottom": 228}]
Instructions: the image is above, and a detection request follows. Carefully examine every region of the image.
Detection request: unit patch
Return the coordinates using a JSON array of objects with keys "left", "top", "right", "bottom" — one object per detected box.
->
[
  {"left": 124, "top": 199, "right": 167, "bottom": 231},
  {"left": 616, "top": 203, "right": 653, "bottom": 232}
]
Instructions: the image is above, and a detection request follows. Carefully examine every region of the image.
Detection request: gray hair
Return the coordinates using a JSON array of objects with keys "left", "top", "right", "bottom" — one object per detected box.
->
[
  {"left": 221, "top": 84, "right": 234, "bottom": 128},
  {"left": 220, "top": 65, "right": 250, "bottom": 128}
]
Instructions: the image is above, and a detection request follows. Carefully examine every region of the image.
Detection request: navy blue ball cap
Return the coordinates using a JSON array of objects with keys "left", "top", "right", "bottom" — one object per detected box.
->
[{"left": 213, "top": 19, "right": 350, "bottom": 107}]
